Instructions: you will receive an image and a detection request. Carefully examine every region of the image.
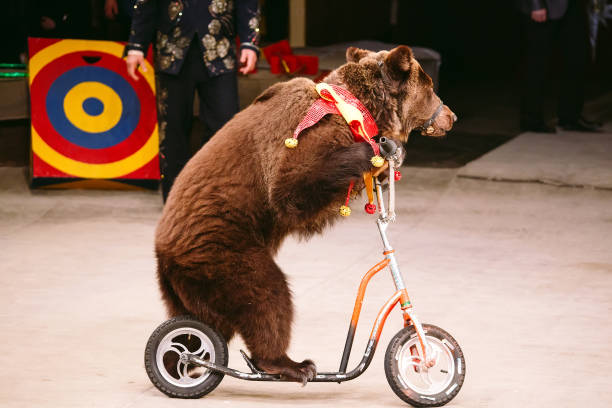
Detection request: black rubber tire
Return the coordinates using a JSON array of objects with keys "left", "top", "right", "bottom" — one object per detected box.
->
[
  {"left": 144, "top": 316, "right": 228, "bottom": 398},
  {"left": 384, "top": 324, "right": 465, "bottom": 407}
]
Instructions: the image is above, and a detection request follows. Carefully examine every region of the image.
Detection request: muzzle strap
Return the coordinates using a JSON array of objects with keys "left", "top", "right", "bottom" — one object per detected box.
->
[{"left": 422, "top": 101, "right": 444, "bottom": 135}]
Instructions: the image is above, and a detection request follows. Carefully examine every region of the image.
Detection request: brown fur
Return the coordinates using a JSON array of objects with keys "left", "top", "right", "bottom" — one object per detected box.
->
[{"left": 154, "top": 46, "right": 456, "bottom": 383}]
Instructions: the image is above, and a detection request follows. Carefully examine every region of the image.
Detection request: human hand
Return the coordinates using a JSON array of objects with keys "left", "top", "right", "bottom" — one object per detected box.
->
[
  {"left": 105, "top": 0, "right": 119, "bottom": 20},
  {"left": 531, "top": 8, "right": 547, "bottom": 22},
  {"left": 41, "top": 16, "right": 56, "bottom": 30},
  {"left": 239, "top": 49, "right": 257, "bottom": 74},
  {"left": 126, "top": 53, "right": 147, "bottom": 81}
]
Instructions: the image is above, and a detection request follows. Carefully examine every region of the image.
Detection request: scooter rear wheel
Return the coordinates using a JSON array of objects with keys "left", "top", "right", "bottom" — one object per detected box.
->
[
  {"left": 384, "top": 324, "right": 465, "bottom": 407},
  {"left": 144, "top": 316, "right": 228, "bottom": 398}
]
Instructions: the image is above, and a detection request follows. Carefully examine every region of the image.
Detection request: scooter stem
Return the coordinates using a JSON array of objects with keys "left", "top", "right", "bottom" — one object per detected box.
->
[{"left": 375, "top": 173, "right": 435, "bottom": 368}]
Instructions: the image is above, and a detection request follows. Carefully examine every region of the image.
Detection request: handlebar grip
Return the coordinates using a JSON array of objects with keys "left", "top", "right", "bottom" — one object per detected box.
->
[{"left": 378, "top": 137, "right": 397, "bottom": 158}]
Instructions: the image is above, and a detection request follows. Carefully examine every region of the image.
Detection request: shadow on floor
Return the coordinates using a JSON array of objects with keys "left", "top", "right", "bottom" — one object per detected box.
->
[{"left": 403, "top": 131, "right": 516, "bottom": 168}]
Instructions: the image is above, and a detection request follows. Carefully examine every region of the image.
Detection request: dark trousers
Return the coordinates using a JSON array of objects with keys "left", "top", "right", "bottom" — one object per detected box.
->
[
  {"left": 157, "top": 39, "right": 239, "bottom": 200},
  {"left": 520, "top": 0, "right": 588, "bottom": 126}
]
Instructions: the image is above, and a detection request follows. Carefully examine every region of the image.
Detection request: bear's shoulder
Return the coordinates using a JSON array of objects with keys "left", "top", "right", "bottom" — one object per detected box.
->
[{"left": 253, "top": 77, "right": 317, "bottom": 104}]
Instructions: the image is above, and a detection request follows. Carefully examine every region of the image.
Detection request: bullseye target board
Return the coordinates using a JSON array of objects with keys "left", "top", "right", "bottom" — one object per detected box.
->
[{"left": 28, "top": 38, "right": 159, "bottom": 189}]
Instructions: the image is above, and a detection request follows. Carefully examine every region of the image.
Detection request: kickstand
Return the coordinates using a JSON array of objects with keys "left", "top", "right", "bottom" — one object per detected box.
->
[{"left": 240, "top": 349, "right": 263, "bottom": 374}]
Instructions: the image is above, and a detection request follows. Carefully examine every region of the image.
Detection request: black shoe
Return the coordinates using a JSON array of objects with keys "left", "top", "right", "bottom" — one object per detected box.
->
[
  {"left": 520, "top": 121, "right": 557, "bottom": 133},
  {"left": 558, "top": 117, "right": 602, "bottom": 132}
]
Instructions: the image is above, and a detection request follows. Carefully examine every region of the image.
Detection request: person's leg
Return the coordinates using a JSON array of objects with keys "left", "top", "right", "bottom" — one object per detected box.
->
[
  {"left": 157, "top": 39, "right": 213, "bottom": 201},
  {"left": 157, "top": 72, "right": 196, "bottom": 201},
  {"left": 557, "top": 0, "right": 588, "bottom": 125},
  {"left": 196, "top": 71, "right": 240, "bottom": 145},
  {"left": 520, "top": 15, "right": 555, "bottom": 130}
]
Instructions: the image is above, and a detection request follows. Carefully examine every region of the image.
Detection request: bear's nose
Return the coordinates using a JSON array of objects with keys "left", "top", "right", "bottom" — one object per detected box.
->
[{"left": 452, "top": 113, "right": 458, "bottom": 122}]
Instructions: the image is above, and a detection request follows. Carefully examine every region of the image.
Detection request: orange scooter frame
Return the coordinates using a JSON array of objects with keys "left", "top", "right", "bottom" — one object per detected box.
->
[{"left": 185, "top": 252, "right": 430, "bottom": 383}]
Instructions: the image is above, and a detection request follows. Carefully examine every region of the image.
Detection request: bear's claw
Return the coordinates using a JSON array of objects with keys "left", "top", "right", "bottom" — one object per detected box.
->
[
  {"left": 254, "top": 358, "right": 317, "bottom": 385},
  {"left": 295, "top": 359, "right": 317, "bottom": 386},
  {"left": 277, "top": 359, "right": 316, "bottom": 385}
]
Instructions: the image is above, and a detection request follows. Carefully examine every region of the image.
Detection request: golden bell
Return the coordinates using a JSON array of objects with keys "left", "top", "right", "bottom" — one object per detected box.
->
[
  {"left": 339, "top": 205, "right": 351, "bottom": 217},
  {"left": 285, "top": 138, "right": 298, "bottom": 148},
  {"left": 370, "top": 155, "right": 384, "bottom": 168},
  {"left": 426, "top": 126, "right": 435, "bottom": 135}
]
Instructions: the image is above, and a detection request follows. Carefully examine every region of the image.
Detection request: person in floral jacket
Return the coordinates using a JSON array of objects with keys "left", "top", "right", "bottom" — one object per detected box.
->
[{"left": 125, "top": 0, "right": 260, "bottom": 201}]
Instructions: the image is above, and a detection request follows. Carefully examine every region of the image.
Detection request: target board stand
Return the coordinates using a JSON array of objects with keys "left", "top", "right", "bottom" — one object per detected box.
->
[{"left": 28, "top": 38, "right": 160, "bottom": 189}]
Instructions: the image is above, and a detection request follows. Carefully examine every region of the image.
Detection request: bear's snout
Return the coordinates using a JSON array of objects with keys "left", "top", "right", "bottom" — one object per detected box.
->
[
  {"left": 440, "top": 105, "right": 456, "bottom": 131},
  {"left": 426, "top": 105, "right": 456, "bottom": 137}
]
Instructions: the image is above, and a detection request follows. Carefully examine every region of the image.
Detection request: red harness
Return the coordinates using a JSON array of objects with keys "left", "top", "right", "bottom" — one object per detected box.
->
[{"left": 290, "top": 84, "right": 380, "bottom": 156}]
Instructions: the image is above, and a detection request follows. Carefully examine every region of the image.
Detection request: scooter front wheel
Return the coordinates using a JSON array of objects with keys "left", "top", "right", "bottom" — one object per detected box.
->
[
  {"left": 384, "top": 324, "right": 465, "bottom": 407},
  {"left": 144, "top": 316, "right": 228, "bottom": 398}
]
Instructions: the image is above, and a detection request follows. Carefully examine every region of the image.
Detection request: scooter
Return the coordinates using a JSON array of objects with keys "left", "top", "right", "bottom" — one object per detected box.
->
[{"left": 144, "top": 138, "right": 465, "bottom": 407}]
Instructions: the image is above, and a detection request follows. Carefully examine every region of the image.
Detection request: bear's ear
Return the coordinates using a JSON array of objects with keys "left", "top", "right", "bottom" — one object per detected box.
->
[
  {"left": 346, "top": 47, "right": 370, "bottom": 63},
  {"left": 385, "top": 45, "right": 413, "bottom": 77}
]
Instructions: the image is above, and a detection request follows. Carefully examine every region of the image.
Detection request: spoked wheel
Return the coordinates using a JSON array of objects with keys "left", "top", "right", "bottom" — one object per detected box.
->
[
  {"left": 385, "top": 324, "right": 465, "bottom": 407},
  {"left": 144, "top": 316, "right": 228, "bottom": 398}
]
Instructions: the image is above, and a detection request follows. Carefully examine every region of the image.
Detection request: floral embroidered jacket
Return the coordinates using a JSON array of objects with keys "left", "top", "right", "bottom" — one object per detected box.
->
[{"left": 125, "top": 0, "right": 260, "bottom": 76}]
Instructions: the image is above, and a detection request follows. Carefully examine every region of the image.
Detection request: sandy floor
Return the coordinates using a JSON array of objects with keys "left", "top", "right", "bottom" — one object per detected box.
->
[{"left": 1, "top": 143, "right": 611, "bottom": 407}]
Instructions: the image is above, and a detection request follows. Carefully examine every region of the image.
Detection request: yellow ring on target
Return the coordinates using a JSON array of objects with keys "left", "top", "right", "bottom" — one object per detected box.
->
[
  {"left": 31, "top": 125, "right": 159, "bottom": 179},
  {"left": 63, "top": 82, "right": 123, "bottom": 133},
  {"left": 29, "top": 39, "right": 157, "bottom": 179}
]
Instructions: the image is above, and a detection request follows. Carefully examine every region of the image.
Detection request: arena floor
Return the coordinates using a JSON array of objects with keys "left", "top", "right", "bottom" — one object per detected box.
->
[{"left": 1, "top": 122, "right": 612, "bottom": 407}]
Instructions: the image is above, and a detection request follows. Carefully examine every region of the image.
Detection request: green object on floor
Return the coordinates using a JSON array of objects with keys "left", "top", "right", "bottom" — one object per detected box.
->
[
  {"left": 0, "top": 63, "right": 26, "bottom": 69},
  {"left": 0, "top": 72, "right": 27, "bottom": 78}
]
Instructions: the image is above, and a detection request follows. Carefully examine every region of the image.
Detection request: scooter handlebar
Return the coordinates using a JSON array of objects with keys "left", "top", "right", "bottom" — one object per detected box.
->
[{"left": 378, "top": 137, "right": 397, "bottom": 159}]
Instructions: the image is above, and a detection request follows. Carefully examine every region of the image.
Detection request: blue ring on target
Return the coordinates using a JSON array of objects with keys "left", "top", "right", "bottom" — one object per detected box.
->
[{"left": 46, "top": 66, "right": 140, "bottom": 149}]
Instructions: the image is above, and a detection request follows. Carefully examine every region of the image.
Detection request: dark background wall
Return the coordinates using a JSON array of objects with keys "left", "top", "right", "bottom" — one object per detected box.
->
[
  {"left": 299, "top": 0, "right": 611, "bottom": 93},
  {"left": 304, "top": 0, "right": 521, "bottom": 80}
]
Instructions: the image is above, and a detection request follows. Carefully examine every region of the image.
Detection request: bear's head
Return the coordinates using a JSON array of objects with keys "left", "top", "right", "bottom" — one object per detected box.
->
[{"left": 325, "top": 45, "right": 457, "bottom": 141}]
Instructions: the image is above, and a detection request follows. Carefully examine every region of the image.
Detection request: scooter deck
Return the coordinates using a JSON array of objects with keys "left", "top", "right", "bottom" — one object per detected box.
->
[{"left": 183, "top": 345, "right": 376, "bottom": 383}]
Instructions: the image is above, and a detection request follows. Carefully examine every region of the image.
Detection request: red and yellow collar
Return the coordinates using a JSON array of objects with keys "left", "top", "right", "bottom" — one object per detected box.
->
[
  {"left": 285, "top": 83, "right": 390, "bottom": 216},
  {"left": 286, "top": 83, "right": 381, "bottom": 158}
]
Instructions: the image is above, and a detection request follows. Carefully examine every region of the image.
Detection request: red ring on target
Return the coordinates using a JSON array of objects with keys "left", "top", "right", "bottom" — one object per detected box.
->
[{"left": 30, "top": 51, "right": 156, "bottom": 164}]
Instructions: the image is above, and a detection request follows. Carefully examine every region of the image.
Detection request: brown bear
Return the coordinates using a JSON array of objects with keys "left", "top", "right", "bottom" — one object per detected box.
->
[{"left": 154, "top": 45, "right": 456, "bottom": 384}]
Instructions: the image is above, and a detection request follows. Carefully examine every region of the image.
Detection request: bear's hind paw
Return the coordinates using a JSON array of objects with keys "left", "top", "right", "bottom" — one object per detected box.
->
[
  {"left": 294, "top": 359, "right": 317, "bottom": 386},
  {"left": 256, "top": 358, "right": 317, "bottom": 385}
]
